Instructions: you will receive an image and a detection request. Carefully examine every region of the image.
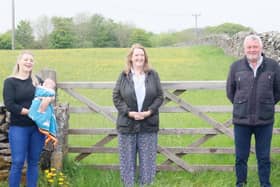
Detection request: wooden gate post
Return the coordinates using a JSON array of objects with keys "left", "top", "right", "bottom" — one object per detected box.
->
[
  {"left": 38, "top": 69, "right": 70, "bottom": 170},
  {"left": 52, "top": 103, "right": 69, "bottom": 170}
]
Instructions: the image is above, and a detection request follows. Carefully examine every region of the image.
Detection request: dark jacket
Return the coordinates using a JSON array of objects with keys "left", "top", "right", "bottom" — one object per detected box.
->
[
  {"left": 226, "top": 55, "right": 280, "bottom": 126},
  {"left": 113, "top": 69, "right": 164, "bottom": 133}
]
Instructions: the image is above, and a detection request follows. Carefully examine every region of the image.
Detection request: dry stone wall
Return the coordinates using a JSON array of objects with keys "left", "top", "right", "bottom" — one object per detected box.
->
[
  {"left": 196, "top": 31, "right": 280, "bottom": 63},
  {"left": 0, "top": 106, "right": 10, "bottom": 181}
]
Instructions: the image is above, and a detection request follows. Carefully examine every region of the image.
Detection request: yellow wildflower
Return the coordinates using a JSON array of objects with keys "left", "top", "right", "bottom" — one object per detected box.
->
[
  {"left": 50, "top": 168, "right": 56, "bottom": 171},
  {"left": 48, "top": 179, "right": 54, "bottom": 183}
]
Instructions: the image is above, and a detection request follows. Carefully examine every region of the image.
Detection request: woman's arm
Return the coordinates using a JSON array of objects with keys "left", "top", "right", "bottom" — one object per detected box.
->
[
  {"left": 112, "top": 73, "right": 131, "bottom": 115},
  {"left": 147, "top": 71, "right": 164, "bottom": 115},
  {"left": 3, "top": 79, "right": 23, "bottom": 115}
]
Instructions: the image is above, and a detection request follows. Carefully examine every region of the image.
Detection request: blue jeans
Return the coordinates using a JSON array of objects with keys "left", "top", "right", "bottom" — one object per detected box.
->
[
  {"left": 9, "top": 125, "right": 45, "bottom": 187},
  {"left": 234, "top": 124, "right": 273, "bottom": 187}
]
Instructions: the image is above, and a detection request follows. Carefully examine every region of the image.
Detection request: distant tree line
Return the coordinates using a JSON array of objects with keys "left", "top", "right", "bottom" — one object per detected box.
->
[{"left": 0, "top": 13, "right": 252, "bottom": 49}]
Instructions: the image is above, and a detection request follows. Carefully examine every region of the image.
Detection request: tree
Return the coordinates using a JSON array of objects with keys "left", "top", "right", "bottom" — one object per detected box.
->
[
  {"left": 15, "top": 20, "right": 35, "bottom": 49},
  {"left": 88, "top": 14, "right": 118, "bottom": 47},
  {"left": 115, "top": 23, "right": 134, "bottom": 47},
  {"left": 151, "top": 33, "right": 177, "bottom": 47},
  {"left": 0, "top": 32, "right": 12, "bottom": 49},
  {"left": 205, "top": 23, "right": 253, "bottom": 36},
  {"left": 49, "top": 17, "right": 75, "bottom": 48},
  {"left": 32, "top": 15, "right": 53, "bottom": 49},
  {"left": 72, "top": 13, "right": 92, "bottom": 48},
  {"left": 129, "top": 29, "right": 152, "bottom": 47}
]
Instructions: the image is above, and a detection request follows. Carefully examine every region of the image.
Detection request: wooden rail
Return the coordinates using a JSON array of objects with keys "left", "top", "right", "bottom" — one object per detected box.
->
[
  {"left": 5, "top": 69, "right": 278, "bottom": 173},
  {"left": 51, "top": 76, "right": 280, "bottom": 172}
]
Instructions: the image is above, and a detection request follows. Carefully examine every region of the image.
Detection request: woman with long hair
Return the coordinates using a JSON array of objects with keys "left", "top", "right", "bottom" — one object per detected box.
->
[
  {"left": 113, "top": 44, "right": 163, "bottom": 186},
  {"left": 3, "top": 51, "right": 46, "bottom": 187}
]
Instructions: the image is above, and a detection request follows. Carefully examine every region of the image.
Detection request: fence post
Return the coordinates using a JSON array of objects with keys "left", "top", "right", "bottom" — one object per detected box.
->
[
  {"left": 38, "top": 69, "right": 69, "bottom": 170},
  {"left": 52, "top": 103, "right": 69, "bottom": 170}
]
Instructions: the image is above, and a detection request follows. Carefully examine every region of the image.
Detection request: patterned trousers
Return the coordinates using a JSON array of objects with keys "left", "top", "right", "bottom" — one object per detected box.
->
[{"left": 118, "top": 132, "right": 158, "bottom": 187}]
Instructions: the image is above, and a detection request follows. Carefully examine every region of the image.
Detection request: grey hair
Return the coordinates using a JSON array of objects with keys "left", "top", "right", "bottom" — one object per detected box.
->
[{"left": 243, "top": 34, "right": 263, "bottom": 48}]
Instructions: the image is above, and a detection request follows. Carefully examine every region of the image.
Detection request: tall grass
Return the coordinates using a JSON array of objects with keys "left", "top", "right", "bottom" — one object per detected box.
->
[{"left": 1, "top": 46, "right": 280, "bottom": 186}]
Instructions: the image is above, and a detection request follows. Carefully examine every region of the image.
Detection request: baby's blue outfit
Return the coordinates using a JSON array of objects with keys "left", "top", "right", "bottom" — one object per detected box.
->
[{"left": 28, "top": 86, "right": 57, "bottom": 137}]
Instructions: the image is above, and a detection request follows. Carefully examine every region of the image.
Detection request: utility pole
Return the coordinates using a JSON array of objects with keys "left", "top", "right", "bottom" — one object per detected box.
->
[
  {"left": 192, "top": 13, "right": 201, "bottom": 42},
  {"left": 11, "top": 0, "right": 15, "bottom": 50}
]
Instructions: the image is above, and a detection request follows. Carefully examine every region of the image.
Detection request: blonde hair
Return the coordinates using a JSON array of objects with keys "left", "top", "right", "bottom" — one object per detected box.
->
[
  {"left": 124, "top": 43, "right": 150, "bottom": 75},
  {"left": 11, "top": 51, "right": 39, "bottom": 86}
]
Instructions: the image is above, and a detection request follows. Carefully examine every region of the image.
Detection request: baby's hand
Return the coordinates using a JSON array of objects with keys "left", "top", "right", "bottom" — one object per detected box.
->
[{"left": 39, "top": 97, "right": 53, "bottom": 112}]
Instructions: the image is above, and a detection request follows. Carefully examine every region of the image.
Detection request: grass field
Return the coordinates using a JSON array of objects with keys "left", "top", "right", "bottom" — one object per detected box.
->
[{"left": 1, "top": 46, "right": 280, "bottom": 187}]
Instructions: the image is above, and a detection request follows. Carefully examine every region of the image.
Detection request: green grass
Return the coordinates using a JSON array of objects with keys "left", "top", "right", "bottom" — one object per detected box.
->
[{"left": 1, "top": 46, "right": 280, "bottom": 186}]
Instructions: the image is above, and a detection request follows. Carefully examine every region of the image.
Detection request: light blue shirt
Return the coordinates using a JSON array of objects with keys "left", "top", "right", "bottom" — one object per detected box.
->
[
  {"left": 248, "top": 56, "right": 263, "bottom": 77},
  {"left": 131, "top": 69, "right": 146, "bottom": 112}
]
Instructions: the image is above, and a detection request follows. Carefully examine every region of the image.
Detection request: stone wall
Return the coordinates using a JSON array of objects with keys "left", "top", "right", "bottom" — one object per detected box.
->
[
  {"left": 196, "top": 31, "right": 280, "bottom": 63},
  {"left": 0, "top": 106, "right": 11, "bottom": 181}
]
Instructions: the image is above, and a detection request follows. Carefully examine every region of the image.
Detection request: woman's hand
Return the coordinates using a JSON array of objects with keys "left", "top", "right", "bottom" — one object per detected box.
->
[
  {"left": 141, "top": 110, "right": 152, "bottom": 118},
  {"left": 128, "top": 111, "right": 144, "bottom": 120},
  {"left": 21, "top": 108, "right": 29, "bottom": 115},
  {"left": 128, "top": 110, "right": 152, "bottom": 120}
]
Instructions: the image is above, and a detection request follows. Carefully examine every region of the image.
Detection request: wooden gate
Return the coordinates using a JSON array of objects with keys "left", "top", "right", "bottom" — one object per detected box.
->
[{"left": 42, "top": 70, "right": 280, "bottom": 172}]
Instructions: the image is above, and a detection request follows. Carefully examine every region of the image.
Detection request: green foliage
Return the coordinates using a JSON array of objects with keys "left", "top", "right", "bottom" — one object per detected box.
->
[
  {"left": 151, "top": 28, "right": 197, "bottom": 47},
  {"left": 0, "top": 46, "right": 234, "bottom": 100},
  {"left": 33, "top": 15, "right": 52, "bottom": 49},
  {"left": 15, "top": 20, "right": 35, "bottom": 49},
  {"left": 205, "top": 22, "right": 252, "bottom": 36},
  {"left": 114, "top": 23, "right": 134, "bottom": 47},
  {"left": 174, "top": 28, "right": 197, "bottom": 42},
  {"left": 72, "top": 15, "right": 92, "bottom": 48},
  {"left": 49, "top": 17, "right": 75, "bottom": 48},
  {"left": 88, "top": 14, "right": 119, "bottom": 47},
  {"left": 129, "top": 29, "right": 152, "bottom": 47},
  {"left": 0, "top": 14, "right": 256, "bottom": 49},
  {"left": 151, "top": 33, "right": 176, "bottom": 46},
  {"left": 0, "top": 32, "right": 12, "bottom": 49},
  {"left": 39, "top": 168, "right": 71, "bottom": 187}
]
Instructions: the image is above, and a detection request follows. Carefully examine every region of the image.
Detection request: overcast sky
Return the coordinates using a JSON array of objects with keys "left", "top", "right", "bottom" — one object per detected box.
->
[{"left": 0, "top": 0, "right": 279, "bottom": 34}]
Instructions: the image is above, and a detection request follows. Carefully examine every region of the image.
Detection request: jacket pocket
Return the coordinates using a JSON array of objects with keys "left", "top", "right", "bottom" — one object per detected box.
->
[
  {"left": 117, "top": 116, "right": 132, "bottom": 127},
  {"left": 258, "top": 99, "right": 274, "bottom": 120},
  {"left": 233, "top": 98, "right": 248, "bottom": 118},
  {"left": 145, "top": 114, "right": 159, "bottom": 126}
]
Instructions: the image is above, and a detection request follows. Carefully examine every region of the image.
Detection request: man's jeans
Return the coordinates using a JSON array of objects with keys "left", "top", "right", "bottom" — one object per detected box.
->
[
  {"left": 9, "top": 125, "right": 45, "bottom": 187},
  {"left": 234, "top": 124, "right": 273, "bottom": 187}
]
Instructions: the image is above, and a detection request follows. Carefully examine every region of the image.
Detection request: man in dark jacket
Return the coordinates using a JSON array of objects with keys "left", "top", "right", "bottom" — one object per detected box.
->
[{"left": 226, "top": 34, "right": 280, "bottom": 187}]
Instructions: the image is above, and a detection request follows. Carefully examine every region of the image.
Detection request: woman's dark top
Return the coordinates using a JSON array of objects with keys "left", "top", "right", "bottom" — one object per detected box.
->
[
  {"left": 3, "top": 77, "right": 36, "bottom": 127},
  {"left": 113, "top": 69, "right": 164, "bottom": 133}
]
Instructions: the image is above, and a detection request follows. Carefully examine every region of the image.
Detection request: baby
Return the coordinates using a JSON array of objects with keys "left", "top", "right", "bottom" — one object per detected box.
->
[{"left": 28, "top": 78, "right": 58, "bottom": 146}]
